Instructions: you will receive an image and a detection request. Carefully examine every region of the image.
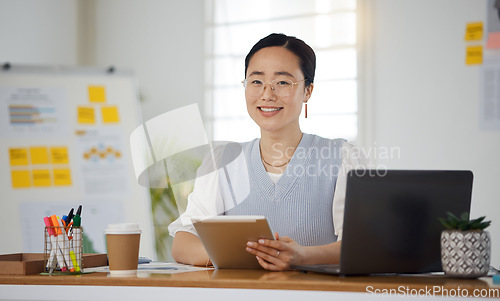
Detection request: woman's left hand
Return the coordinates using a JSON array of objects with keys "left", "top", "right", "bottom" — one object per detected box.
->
[{"left": 246, "top": 233, "right": 306, "bottom": 271}]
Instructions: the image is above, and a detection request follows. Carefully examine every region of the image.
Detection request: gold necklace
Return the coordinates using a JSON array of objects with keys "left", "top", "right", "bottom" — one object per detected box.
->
[{"left": 260, "top": 149, "right": 291, "bottom": 168}]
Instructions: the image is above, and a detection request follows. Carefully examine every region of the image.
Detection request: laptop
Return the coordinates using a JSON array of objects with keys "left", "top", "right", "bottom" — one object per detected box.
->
[{"left": 293, "top": 169, "right": 473, "bottom": 276}]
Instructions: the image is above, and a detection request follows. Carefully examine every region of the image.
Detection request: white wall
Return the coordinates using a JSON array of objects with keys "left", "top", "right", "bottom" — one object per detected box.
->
[
  {"left": 0, "top": 0, "right": 79, "bottom": 65},
  {"left": 93, "top": 0, "right": 205, "bottom": 122},
  {"left": 367, "top": 0, "right": 500, "bottom": 267},
  {"left": 0, "top": 0, "right": 205, "bottom": 122}
]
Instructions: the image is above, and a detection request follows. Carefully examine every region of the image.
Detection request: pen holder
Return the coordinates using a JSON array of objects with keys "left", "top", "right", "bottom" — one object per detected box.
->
[{"left": 44, "top": 226, "right": 83, "bottom": 273}]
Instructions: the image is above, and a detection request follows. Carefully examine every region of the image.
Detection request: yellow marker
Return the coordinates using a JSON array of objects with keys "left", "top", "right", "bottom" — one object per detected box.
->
[
  {"left": 11, "top": 170, "right": 31, "bottom": 188},
  {"left": 50, "top": 147, "right": 69, "bottom": 164},
  {"left": 70, "top": 251, "right": 80, "bottom": 272},
  {"left": 77, "top": 106, "right": 96, "bottom": 124},
  {"left": 465, "top": 22, "right": 483, "bottom": 41},
  {"left": 88, "top": 86, "right": 106, "bottom": 103},
  {"left": 9, "top": 148, "right": 28, "bottom": 166},
  {"left": 101, "top": 106, "right": 120, "bottom": 123},
  {"left": 466, "top": 45, "right": 483, "bottom": 65},
  {"left": 53, "top": 169, "right": 72, "bottom": 186},
  {"left": 32, "top": 169, "right": 51, "bottom": 187},
  {"left": 30, "top": 147, "right": 50, "bottom": 164}
]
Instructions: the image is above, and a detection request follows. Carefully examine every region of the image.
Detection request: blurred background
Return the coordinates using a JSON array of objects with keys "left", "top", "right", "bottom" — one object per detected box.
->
[{"left": 0, "top": 0, "right": 499, "bottom": 266}]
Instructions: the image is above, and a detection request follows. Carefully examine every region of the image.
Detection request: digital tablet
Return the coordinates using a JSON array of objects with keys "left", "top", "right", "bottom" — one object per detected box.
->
[{"left": 192, "top": 215, "right": 275, "bottom": 269}]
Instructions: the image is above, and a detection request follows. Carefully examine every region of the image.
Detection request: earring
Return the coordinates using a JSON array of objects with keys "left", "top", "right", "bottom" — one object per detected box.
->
[{"left": 305, "top": 103, "right": 308, "bottom": 118}]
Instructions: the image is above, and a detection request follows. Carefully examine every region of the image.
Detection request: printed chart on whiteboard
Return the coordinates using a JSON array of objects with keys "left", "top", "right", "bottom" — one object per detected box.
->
[
  {"left": 0, "top": 87, "right": 70, "bottom": 137},
  {"left": 0, "top": 67, "right": 154, "bottom": 258}
]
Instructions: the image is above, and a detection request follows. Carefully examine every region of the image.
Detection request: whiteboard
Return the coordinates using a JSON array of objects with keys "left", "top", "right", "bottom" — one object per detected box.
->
[{"left": 0, "top": 65, "right": 155, "bottom": 259}]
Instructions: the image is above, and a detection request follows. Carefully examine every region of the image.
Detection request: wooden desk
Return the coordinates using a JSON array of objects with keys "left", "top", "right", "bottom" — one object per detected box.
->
[{"left": 0, "top": 270, "right": 499, "bottom": 300}]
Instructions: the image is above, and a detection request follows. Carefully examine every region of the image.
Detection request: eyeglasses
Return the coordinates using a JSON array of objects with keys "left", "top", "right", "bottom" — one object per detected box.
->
[{"left": 241, "top": 78, "right": 306, "bottom": 97}]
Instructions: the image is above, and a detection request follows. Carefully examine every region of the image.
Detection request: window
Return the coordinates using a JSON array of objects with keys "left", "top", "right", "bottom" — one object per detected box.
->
[{"left": 205, "top": 0, "right": 358, "bottom": 142}]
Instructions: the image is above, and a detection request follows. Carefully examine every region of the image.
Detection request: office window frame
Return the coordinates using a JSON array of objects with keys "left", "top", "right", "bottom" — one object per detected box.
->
[{"left": 205, "top": 0, "right": 360, "bottom": 143}]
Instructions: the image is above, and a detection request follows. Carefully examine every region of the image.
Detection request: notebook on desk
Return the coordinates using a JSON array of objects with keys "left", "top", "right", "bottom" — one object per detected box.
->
[{"left": 292, "top": 169, "right": 473, "bottom": 276}]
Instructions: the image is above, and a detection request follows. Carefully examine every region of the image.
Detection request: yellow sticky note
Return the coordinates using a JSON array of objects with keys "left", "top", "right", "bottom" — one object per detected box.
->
[
  {"left": 88, "top": 86, "right": 106, "bottom": 103},
  {"left": 9, "top": 148, "right": 29, "bottom": 166},
  {"left": 32, "top": 169, "right": 51, "bottom": 187},
  {"left": 101, "top": 106, "right": 120, "bottom": 123},
  {"left": 11, "top": 170, "right": 31, "bottom": 188},
  {"left": 53, "top": 169, "right": 72, "bottom": 186},
  {"left": 465, "top": 22, "right": 483, "bottom": 41},
  {"left": 51, "top": 147, "right": 69, "bottom": 164},
  {"left": 466, "top": 45, "right": 483, "bottom": 65},
  {"left": 78, "top": 106, "right": 95, "bottom": 124},
  {"left": 30, "top": 147, "right": 50, "bottom": 164}
]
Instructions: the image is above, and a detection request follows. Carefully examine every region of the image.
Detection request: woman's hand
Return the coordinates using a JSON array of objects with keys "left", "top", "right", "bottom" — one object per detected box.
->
[{"left": 246, "top": 233, "right": 306, "bottom": 271}]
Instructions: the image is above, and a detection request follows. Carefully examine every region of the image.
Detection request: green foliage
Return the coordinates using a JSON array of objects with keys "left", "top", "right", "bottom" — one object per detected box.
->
[
  {"left": 82, "top": 232, "right": 97, "bottom": 253},
  {"left": 150, "top": 183, "right": 178, "bottom": 262},
  {"left": 438, "top": 212, "right": 491, "bottom": 231},
  {"left": 150, "top": 155, "right": 202, "bottom": 261}
]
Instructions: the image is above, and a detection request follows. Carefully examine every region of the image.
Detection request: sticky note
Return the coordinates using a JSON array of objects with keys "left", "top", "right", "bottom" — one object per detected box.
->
[
  {"left": 466, "top": 45, "right": 482, "bottom": 65},
  {"left": 101, "top": 106, "right": 120, "bottom": 123},
  {"left": 30, "top": 147, "right": 50, "bottom": 164},
  {"left": 465, "top": 22, "right": 483, "bottom": 41},
  {"left": 50, "top": 147, "right": 69, "bottom": 164},
  {"left": 11, "top": 170, "right": 31, "bottom": 188},
  {"left": 53, "top": 169, "right": 72, "bottom": 186},
  {"left": 32, "top": 169, "right": 51, "bottom": 187},
  {"left": 9, "top": 148, "right": 29, "bottom": 166},
  {"left": 78, "top": 106, "right": 95, "bottom": 124},
  {"left": 486, "top": 32, "right": 500, "bottom": 49},
  {"left": 88, "top": 86, "right": 106, "bottom": 103}
]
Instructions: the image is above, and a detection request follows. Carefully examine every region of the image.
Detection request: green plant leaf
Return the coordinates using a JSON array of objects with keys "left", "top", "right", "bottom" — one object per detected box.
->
[
  {"left": 478, "top": 221, "right": 491, "bottom": 230},
  {"left": 447, "top": 212, "right": 459, "bottom": 221},
  {"left": 458, "top": 220, "right": 469, "bottom": 231},
  {"left": 439, "top": 211, "right": 490, "bottom": 230},
  {"left": 469, "top": 216, "right": 486, "bottom": 229},
  {"left": 438, "top": 218, "right": 453, "bottom": 229}
]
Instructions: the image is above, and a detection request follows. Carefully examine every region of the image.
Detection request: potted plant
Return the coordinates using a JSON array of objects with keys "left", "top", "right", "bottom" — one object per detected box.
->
[{"left": 439, "top": 212, "right": 492, "bottom": 278}]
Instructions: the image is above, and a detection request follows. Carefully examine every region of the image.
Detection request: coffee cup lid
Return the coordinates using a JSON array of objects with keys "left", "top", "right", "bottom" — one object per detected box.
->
[{"left": 105, "top": 223, "right": 142, "bottom": 234}]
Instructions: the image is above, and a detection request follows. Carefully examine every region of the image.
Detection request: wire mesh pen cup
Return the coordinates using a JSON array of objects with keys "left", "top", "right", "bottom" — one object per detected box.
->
[{"left": 44, "top": 226, "right": 83, "bottom": 273}]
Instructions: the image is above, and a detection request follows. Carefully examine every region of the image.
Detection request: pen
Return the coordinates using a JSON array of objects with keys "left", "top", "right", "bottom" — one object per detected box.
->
[
  {"left": 70, "top": 250, "right": 80, "bottom": 272},
  {"left": 48, "top": 216, "right": 66, "bottom": 272},
  {"left": 58, "top": 217, "right": 75, "bottom": 272},
  {"left": 73, "top": 214, "right": 82, "bottom": 267},
  {"left": 66, "top": 208, "right": 74, "bottom": 224},
  {"left": 50, "top": 215, "right": 73, "bottom": 272}
]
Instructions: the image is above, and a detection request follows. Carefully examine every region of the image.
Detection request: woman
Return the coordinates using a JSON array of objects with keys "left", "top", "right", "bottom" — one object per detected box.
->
[{"left": 168, "top": 33, "right": 366, "bottom": 271}]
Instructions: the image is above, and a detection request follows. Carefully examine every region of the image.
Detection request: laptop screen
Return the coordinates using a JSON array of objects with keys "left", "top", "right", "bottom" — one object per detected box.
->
[{"left": 339, "top": 170, "right": 473, "bottom": 275}]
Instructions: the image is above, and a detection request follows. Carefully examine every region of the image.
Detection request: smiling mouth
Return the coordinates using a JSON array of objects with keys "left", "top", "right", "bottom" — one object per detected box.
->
[{"left": 259, "top": 107, "right": 283, "bottom": 112}]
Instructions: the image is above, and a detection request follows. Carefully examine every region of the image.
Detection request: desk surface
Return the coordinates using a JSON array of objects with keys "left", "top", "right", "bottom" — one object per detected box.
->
[{"left": 0, "top": 269, "right": 498, "bottom": 296}]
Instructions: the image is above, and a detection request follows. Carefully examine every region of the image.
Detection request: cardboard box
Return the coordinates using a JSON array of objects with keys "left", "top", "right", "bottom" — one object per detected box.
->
[
  {"left": 0, "top": 253, "right": 108, "bottom": 275},
  {"left": 0, "top": 253, "right": 45, "bottom": 275}
]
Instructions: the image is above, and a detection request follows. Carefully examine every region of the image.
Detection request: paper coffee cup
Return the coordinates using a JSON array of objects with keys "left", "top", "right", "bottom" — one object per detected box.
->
[{"left": 105, "top": 223, "right": 141, "bottom": 276}]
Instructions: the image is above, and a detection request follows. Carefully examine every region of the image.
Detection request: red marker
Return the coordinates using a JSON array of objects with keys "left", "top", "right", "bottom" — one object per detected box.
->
[{"left": 43, "top": 217, "right": 56, "bottom": 271}]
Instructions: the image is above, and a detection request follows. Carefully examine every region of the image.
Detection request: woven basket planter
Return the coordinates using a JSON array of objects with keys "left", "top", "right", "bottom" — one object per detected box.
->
[{"left": 441, "top": 230, "right": 491, "bottom": 278}]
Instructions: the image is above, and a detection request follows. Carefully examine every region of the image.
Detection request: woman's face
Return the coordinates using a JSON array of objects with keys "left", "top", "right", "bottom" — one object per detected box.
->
[{"left": 245, "top": 46, "right": 313, "bottom": 134}]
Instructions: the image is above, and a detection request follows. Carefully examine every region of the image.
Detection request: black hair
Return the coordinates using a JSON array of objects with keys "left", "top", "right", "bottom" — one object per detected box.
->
[{"left": 244, "top": 33, "right": 316, "bottom": 87}]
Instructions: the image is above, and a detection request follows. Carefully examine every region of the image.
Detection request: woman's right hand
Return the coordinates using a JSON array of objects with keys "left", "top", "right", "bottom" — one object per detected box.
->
[{"left": 246, "top": 233, "right": 307, "bottom": 271}]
